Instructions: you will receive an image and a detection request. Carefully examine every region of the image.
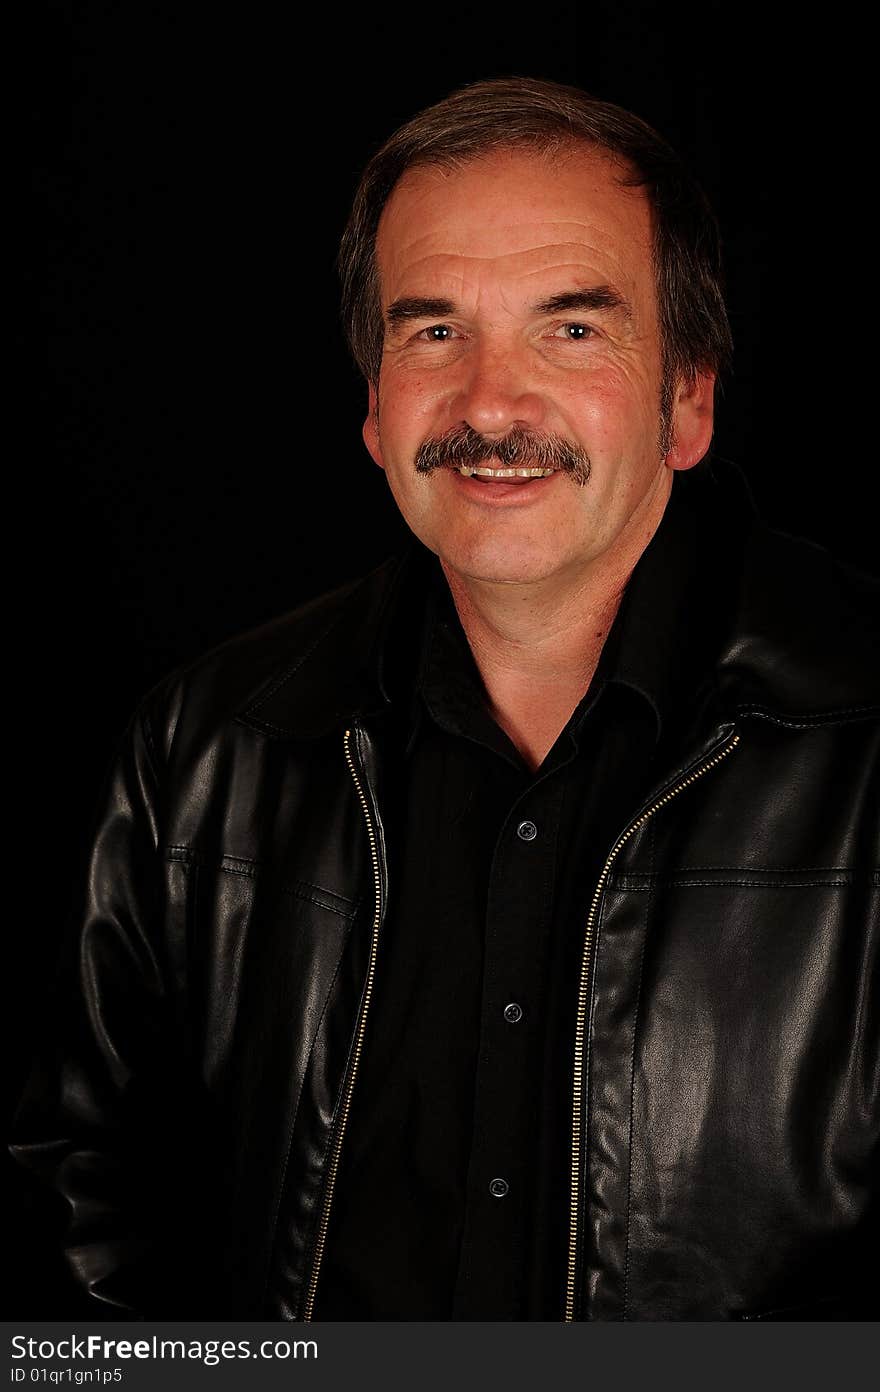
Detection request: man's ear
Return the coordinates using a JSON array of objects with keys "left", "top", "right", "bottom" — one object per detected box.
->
[
  {"left": 666, "top": 371, "right": 716, "bottom": 472},
  {"left": 362, "top": 382, "right": 385, "bottom": 470}
]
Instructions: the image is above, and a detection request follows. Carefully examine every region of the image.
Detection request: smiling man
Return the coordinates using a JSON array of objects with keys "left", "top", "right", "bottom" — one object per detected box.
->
[
  {"left": 10, "top": 78, "right": 879, "bottom": 1322},
  {"left": 361, "top": 142, "right": 713, "bottom": 772}
]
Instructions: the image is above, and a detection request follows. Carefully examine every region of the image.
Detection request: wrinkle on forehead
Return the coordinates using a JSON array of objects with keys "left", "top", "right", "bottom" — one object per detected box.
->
[
  {"left": 389, "top": 235, "right": 638, "bottom": 269},
  {"left": 381, "top": 213, "right": 650, "bottom": 268},
  {"left": 376, "top": 148, "right": 655, "bottom": 317},
  {"left": 389, "top": 248, "right": 636, "bottom": 286}
]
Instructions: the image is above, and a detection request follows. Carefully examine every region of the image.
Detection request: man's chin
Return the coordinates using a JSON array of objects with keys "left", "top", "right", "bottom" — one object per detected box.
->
[{"left": 436, "top": 543, "right": 574, "bottom": 590}]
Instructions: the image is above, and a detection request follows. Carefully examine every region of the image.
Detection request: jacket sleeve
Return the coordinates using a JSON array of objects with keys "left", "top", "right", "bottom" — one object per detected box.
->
[{"left": 8, "top": 696, "right": 200, "bottom": 1318}]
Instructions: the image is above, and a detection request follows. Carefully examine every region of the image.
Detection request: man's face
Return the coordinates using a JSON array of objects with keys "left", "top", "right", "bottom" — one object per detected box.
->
[{"left": 363, "top": 145, "right": 714, "bottom": 588}]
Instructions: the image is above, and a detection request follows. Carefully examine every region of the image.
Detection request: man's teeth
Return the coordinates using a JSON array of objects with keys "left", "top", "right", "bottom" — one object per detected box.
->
[{"left": 457, "top": 466, "right": 556, "bottom": 478}]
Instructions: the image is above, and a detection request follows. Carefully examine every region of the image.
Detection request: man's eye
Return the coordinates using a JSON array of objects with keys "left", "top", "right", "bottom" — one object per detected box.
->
[
  {"left": 416, "top": 324, "right": 457, "bottom": 342},
  {"left": 552, "top": 322, "right": 595, "bottom": 340}
]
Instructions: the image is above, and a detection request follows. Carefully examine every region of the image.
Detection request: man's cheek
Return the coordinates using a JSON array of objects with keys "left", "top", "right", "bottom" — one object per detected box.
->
[{"left": 386, "top": 371, "right": 457, "bottom": 427}]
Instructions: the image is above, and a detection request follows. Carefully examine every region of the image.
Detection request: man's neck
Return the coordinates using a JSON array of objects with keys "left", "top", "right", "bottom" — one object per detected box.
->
[{"left": 439, "top": 491, "right": 671, "bottom": 772}]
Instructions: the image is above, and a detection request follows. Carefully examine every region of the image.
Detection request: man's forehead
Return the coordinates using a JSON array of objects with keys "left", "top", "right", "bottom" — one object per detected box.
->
[{"left": 375, "top": 145, "right": 654, "bottom": 301}]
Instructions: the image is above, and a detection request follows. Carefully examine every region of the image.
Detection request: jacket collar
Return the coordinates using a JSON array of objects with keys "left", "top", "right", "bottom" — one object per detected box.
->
[
  {"left": 235, "top": 457, "right": 879, "bottom": 741},
  {"left": 235, "top": 545, "right": 423, "bottom": 740}
]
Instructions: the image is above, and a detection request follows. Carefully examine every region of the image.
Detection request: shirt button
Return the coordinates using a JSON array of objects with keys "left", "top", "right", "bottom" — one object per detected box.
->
[
  {"left": 516, "top": 820, "right": 538, "bottom": 841},
  {"left": 503, "top": 1002, "right": 523, "bottom": 1024},
  {"left": 489, "top": 1177, "right": 509, "bottom": 1198}
]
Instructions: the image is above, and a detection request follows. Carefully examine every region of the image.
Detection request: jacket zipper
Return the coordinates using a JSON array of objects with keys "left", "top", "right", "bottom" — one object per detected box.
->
[
  {"left": 302, "top": 726, "right": 384, "bottom": 1322},
  {"left": 564, "top": 727, "right": 741, "bottom": 1322}
]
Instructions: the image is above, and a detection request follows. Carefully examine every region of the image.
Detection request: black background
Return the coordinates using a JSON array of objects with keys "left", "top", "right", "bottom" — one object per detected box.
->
[{"left": 10, "top": 0, "right": 877, "bottom": 1316}]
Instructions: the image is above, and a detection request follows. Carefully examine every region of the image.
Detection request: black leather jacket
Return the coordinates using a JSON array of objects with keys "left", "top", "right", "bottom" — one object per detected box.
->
[{"left": 10, "top": 465, "right": 880, "bottom": 1321}]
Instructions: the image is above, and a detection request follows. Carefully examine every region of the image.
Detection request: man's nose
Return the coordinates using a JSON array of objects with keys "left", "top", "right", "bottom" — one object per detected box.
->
[{"left": 452, "top": 342, "right": 544, "bottom": 436}]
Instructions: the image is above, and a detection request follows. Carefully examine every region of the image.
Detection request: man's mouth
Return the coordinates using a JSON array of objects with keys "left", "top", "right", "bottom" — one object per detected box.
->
[{"left": 457, "top": 465, "right": 556, "bottom": 483}]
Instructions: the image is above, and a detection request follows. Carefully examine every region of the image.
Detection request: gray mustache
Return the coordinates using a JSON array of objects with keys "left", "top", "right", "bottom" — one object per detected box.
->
[{"left": 414, "top": 424, "right": 591, "bottom": 486}]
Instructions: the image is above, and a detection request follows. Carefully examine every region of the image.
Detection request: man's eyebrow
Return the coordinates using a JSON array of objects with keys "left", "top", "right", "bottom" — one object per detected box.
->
[
  {"left": 384, "top": 286, "right": 632, "bottom": 328},
  {"left": 386, "top": 297, "right": 457, "bottom": 328},
  {"left": 532, "top": 287, "right": 632, "bottom": 319}
]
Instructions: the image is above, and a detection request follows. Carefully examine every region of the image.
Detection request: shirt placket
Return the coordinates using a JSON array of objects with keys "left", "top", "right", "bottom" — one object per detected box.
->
[{"left": 451, "top": 774, "right": 566, "bottom": 1319}]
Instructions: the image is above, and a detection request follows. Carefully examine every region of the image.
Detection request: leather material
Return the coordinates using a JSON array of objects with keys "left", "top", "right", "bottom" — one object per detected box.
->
[{"left": 9, "top": 462, "right": 880, "bottom": 1320}]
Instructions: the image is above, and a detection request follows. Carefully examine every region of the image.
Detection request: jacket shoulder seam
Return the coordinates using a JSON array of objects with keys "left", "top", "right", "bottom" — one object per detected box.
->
[{"left": 736, "top": 702, "right": 880, "bottom": 728}]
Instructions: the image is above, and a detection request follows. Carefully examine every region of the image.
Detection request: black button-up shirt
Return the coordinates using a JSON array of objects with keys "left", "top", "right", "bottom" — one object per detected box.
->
[{"left": 315, "top": 474, "right": 737, "bottom": 1320}]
